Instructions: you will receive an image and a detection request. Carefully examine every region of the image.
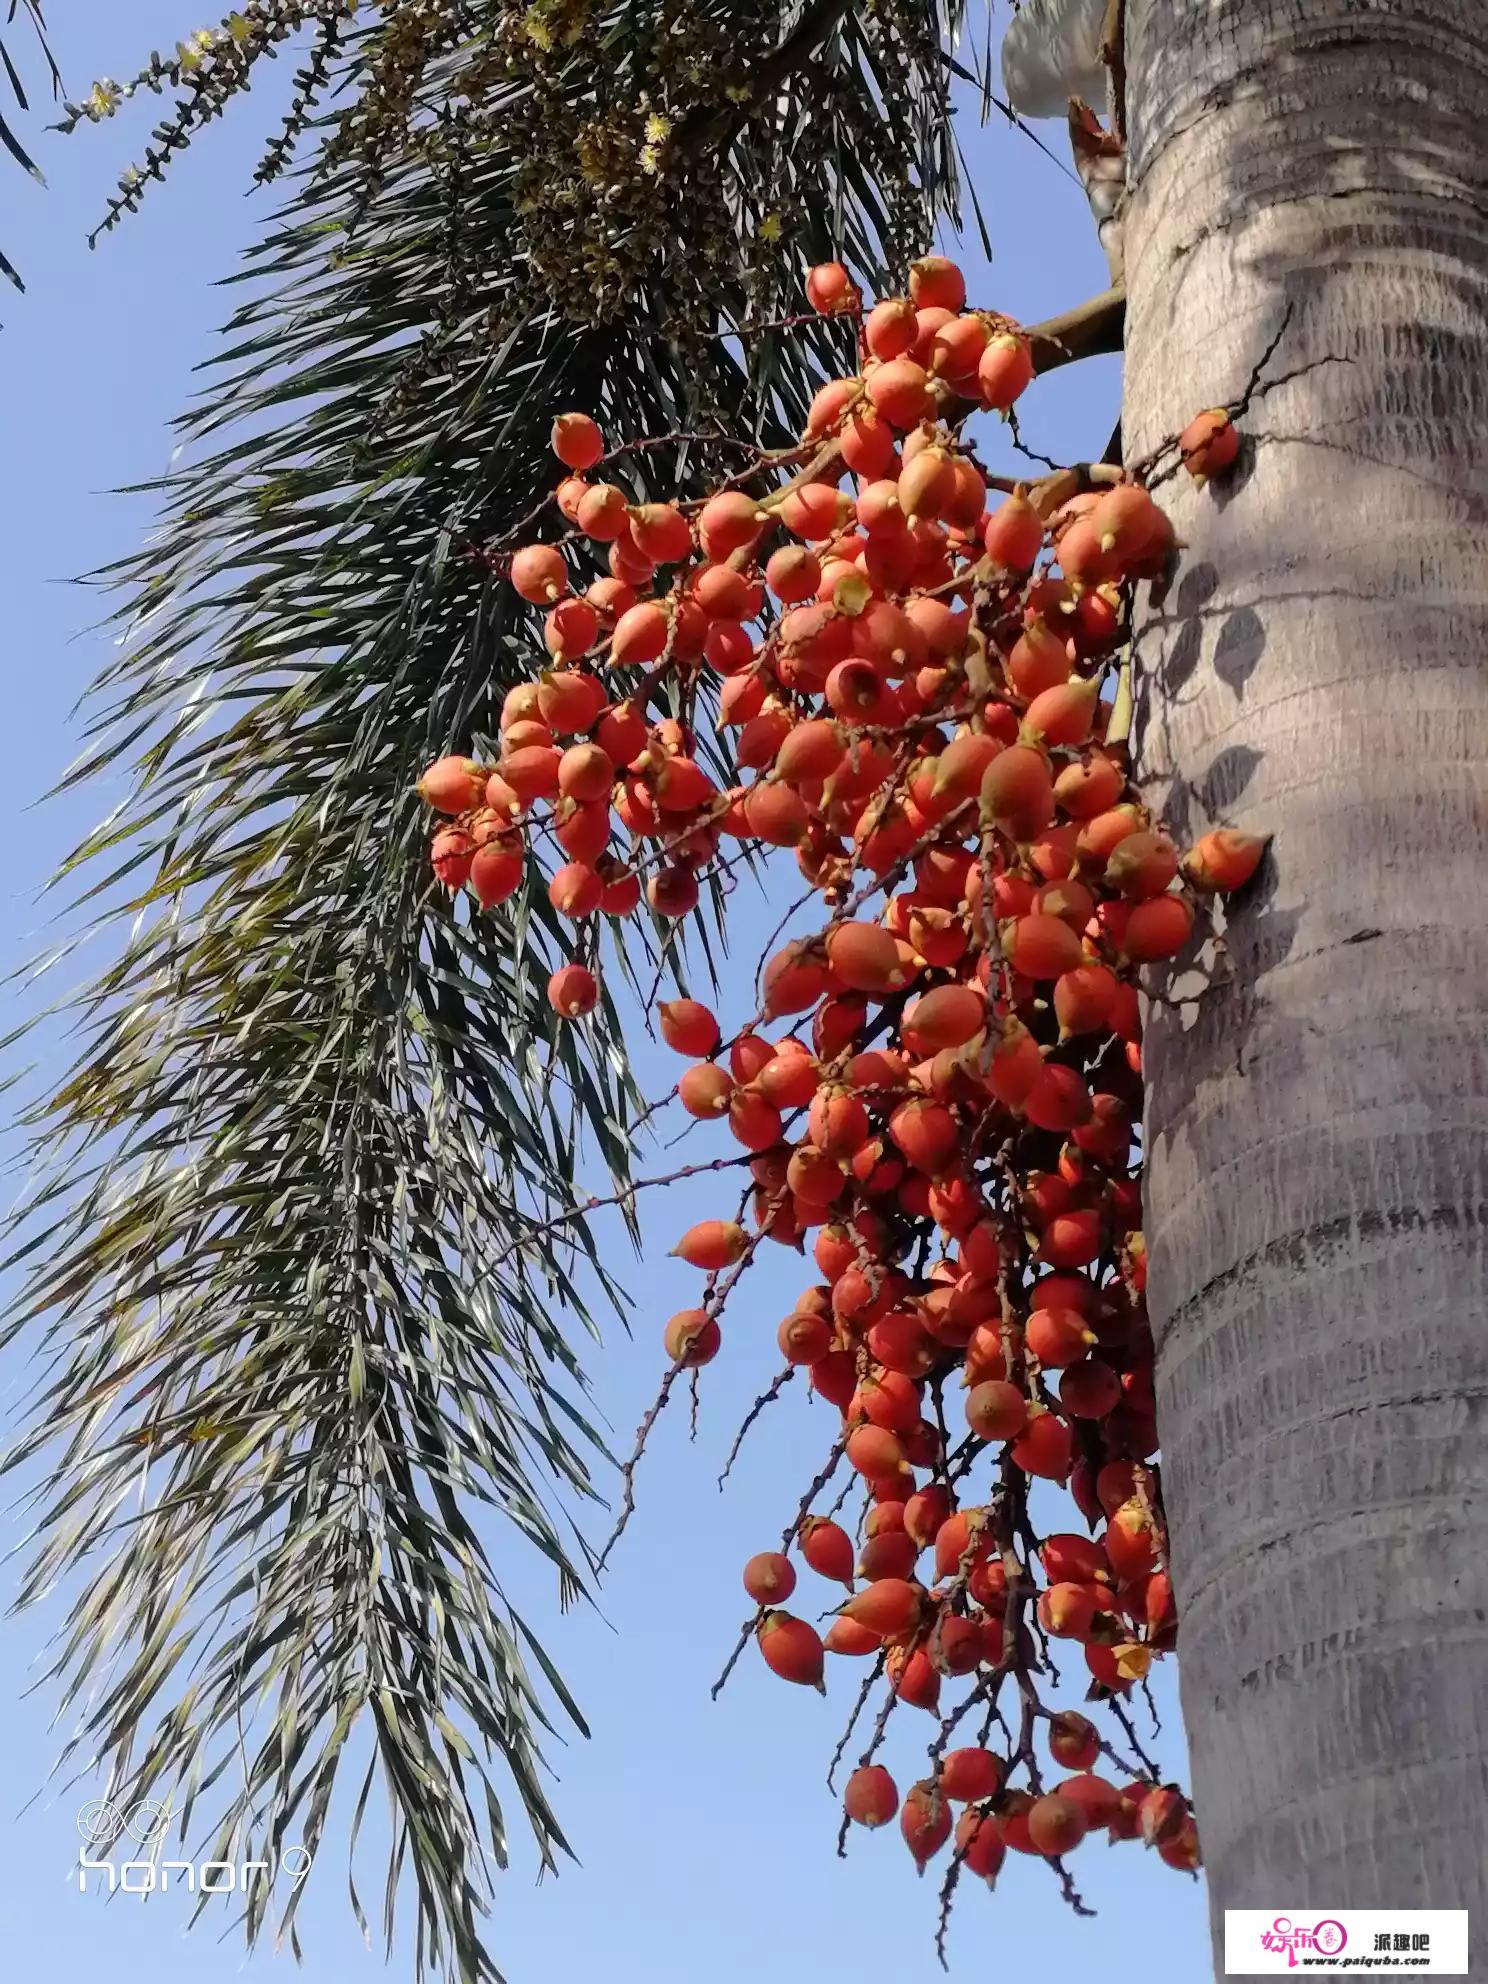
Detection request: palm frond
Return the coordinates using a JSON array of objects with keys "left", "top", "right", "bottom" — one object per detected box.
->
[
  {"left": 0, "top": 0, "right": 59, "bottom": 290},
  {"left": 9, "top": 5, "right": 965, "bottom": 1978}
]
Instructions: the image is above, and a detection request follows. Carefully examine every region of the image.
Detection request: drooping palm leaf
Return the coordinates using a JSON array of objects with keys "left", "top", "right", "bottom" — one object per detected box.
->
[
  {"left": 0, "top": 0, "right": 58, "bottom": 290},
  {"left": 8, "top": 4, "right": 966, "bottom": 1980}
]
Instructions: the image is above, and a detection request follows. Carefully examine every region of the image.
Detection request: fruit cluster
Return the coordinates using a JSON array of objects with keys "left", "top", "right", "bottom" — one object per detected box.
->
[{"left": 418, "top": 255, "right": 1255, "bottom": 1918}]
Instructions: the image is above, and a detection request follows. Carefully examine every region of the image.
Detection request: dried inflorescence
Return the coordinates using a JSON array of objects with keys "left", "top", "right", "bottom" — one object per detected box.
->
[{"left": 418, "top": 253, "right": 1253, "bottom": 1929}]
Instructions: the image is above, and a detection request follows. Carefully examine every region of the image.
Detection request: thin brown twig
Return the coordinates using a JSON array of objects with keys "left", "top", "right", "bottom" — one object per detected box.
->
[
  {"left": 717, "top": 1366, "right": 795, "bottom": 1488},
  {"left": 597, "top": 1363, "right": 682, "bottom": 1569}
]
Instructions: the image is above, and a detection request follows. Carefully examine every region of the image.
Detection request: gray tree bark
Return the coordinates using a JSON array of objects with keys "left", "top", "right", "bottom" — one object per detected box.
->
[{"left": 1122, "top": 2, "right": 1488, "bottom": 1975}]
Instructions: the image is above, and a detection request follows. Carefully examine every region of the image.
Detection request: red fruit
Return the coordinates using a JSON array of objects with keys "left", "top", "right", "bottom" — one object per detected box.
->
[
  {"left": 1060, "top": 1358, "right": 1123, "bottom": 1418},
  {"left": 800, "top": 1517, "right": 855, "bottom": 1587},
  {"left": 1011, "top": 1408, "right": 1073, "bottom": 1481},
  {"left": 551, "top": 411, "right": 604, "bottom": 470},
  {"left": 887, "top": 1642, "right": 941, "bottom": 1712},
  {"left": 888, "top": 1099, "right": 959, "bottom": 1175},
  {"left": 1179, "top": 407, "right": 1240, "bottom": 482},
  {"left": 756, "top": 1611, "right": 826, "bottom": 1691},
  {"left": 778, "top": 1310, "right": 832, "bottom": 1364},
  {"left": 940, "top": 1748, "right": 1003, "bottom": 1802},
  {"left": 431, "top": 825, "right": 475, "bottom": 889},
  {"left": 909, "top": 255, "right": 966, "bottom": 313},
  {"left": 803, "top": 1088, "right": 866, "bottom": 1161},
  {"left": 980, "top": 743, "right": 1054, "bottom": 837},
  {"left": 1008, "top": 912, "right": 1084, "bottom": 980},
  {"left": 1027, "top": 1793, "right": 1088, "bottom": 1856},
  {"left": 556, "top": 476, "right": 590, "bottom": 524},
  {"left": 1139, "top": 1785, "right": 1190, "bottom": 1847},
  {"left": 663, "top": 1308, "right": 720, "bottom": 1366},
  {"left": 1047, "top": 1206, "right": 1111, "bottom": 1269},
  {"left": 557, "top": 741, "right": 613, "bottom": 804},
  {"left": 840, "top": 410, "right": 898, "bottom": 477},
  {"left": 1023, "top": 1064, "right": 1094, "bottom": 1133},
  {"left": 966, "top": 1380, "right": 1027, "bottom": 1443},
  {"left": 500, "top": 743, "right": 562, "bottom": 803},
  {"left": 597, "top": 861, "right": 641, "bottom": 916},
  {"left": 699, "top": 490, "right": 768, "bottom": 559},
  {"left": 984, "top": 491, "right": 1044, "bottom": 573},
  {"left": 1049, "top": 1711, "right": 1101, "bottom": 1771},
  {"left": 927, "top": 731, "right": 1002, "bottom": 807},
  {"left": 901, "top": 985, "right": 984, "bottom": 1056},
  {"left": 1055, "top": 751, "right": 1126, "bottom": 820},
  {"left": 806, "top": 376, "right": 857, "bottom": 437},
  {"left": 657, "top": 999, "right": 719, "bottom": 1056},
  {"left": 845, "top": 1764, "right": 899, "bottom": 1828},
  {"left": 763, "top": 942, "right": 831, "bottom": 1017},
  {"left": 904, "top": 1483, "right": 951, "bottom": 1548},
  {"left": 869, "top": 1310, "right": 933, "bottom": 1376},
  {"left": 846, "top": 1423, "right": 909, "bottom": 1481},
  {"left": 1041, "top": 1533, "right": 1111, "bottom": 1585},
  {"left": 865, "top": 295, "right": 917, "bottom": 360},
  {"left": 1107, "top": 830, "right": 1181, "bottom": 900},
  {"left": 996, "top": 1791, "right": 1037, "bottom": 1855},
  {"left": 978, "top": 333, "right": 1034, "bottom": 412},
  {"left": 510, "top": 543, "right": 569, "bottom": 603},
  {"left": 547, "top": 963, "right": 598, "bottom": 1017},
  {"left": 805, "top": 260, "right": 860, "bottom": 315},
  {"left": 1059, "top": 1773, "right": 1123, "bottom": 1830},
  {"left": 1106, "top": 1498, "right": 1159, "bottom": 1580},
  {"left": 901, "top": 1780, "right": 952, "bottom": 1869},
  {"left": 1038, "top": 1582, "right": 1098, "bottom": 1641},
  {"left": 825, "top": 921, "right": 909, "bottom": 995},
  {"left": 744, "top": 780, "right": 811, "bottom": 846},
  {"left": 856, "top": 1368, "right": 922, "bottom": 1434},
  {"left": 678, "top": 1062, "right": 733, "bottom": 1118},
  {"left": 932, "top": 314, "right": 989, "bottom": 387},
  {"left": 648, "top": 866, "right": 701, "bottom": 918},
  {"left": 866, "top": 357, "right": 933, "bottom": 428},
  {"left": 743, "top": 1551, "right": 797, "bottom": 1604},
  {"left": 1122, "top": 893, "right": 1195, "bottom": 962},
  {"left": 1025, "top": 676, "right": 1099, "bottom": 747},
  {"left": 779, "top": 482, "right": 854, "bottom": 541},
  {"left": 469, "top": 839, "right": 524, "bottom": 909},
  {"left": 575, "top": 483, "right": 628, "bottom": 540},
  {"left": 760, "top": 1051, "right": 821, "bottom": 1110},
  {"left": 843, "top": 1577, "right": 923, "bottom": 1639},
  {"left": 1054, "top": 962, "right": 1120, "bottom": 1038},
  {"left": 418, "top": 755, "right": 487, "bottom": 814},
  {"left": 548, "top": 861, "right": 602, "bottom": 919},
  {"left": 729, "top": 1090, "right": 784, "bottom": 1152},
  {"left": 672, "top": 1219, "right": 747, "bottom": 1270},
  {"left": 955, "top": 1808, "right": 1006, "bottom": 1885},
  {"left": 554, "top": 797, "right": 609, "bottom": 864},
  {"left": 897, "top": 447, "right": 958, "bottom": 526},
  {"left": 934, "top": 1508, "right": 991, "bottom": 1580},
  {"left": 1158, "top": 1815, "right": 1202, "bottom": 1870},
  {"left": 1009, "top": 617, "right": 1074, "bottom": 700},
  {"left": 544, "top": 597, "right": 601, "bottom": 660},
  {"left": 927, "top": 1613, "right": 983, "bottom": 1676},
  {"left": 1184, "top": 827, "right": 1268, "bottom": 892},
  {"left": 1026, "top": 1307, "right": 1097, "bottom": 1369},
  {"left": 825, "top": 1616, "right": 882, "bottom": 1656},
  {"left": 628, "top": 501, "right": 692, "bottom": 564}
]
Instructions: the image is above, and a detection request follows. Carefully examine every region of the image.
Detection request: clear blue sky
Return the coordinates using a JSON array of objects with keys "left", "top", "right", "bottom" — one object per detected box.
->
[{"left": 0, "top": 5, "right": 1210, "bottom": 1979}]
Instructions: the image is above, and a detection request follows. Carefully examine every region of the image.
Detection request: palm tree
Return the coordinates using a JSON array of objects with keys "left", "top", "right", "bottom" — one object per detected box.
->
[
  {"left": 0, "top": 0, "right": 58, "bottom": 292},
  {"left": 6, "top": 4, "right": 975, "bottom": 1979},
  {"left": 1122, "top": 0, "right": 1488, "bottom": 1966}
]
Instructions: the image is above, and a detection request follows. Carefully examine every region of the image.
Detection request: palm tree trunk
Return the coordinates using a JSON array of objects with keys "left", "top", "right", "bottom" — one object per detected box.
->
[{"left": 1122, "top": 1, "right": 1488, "bottom": 1971}]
